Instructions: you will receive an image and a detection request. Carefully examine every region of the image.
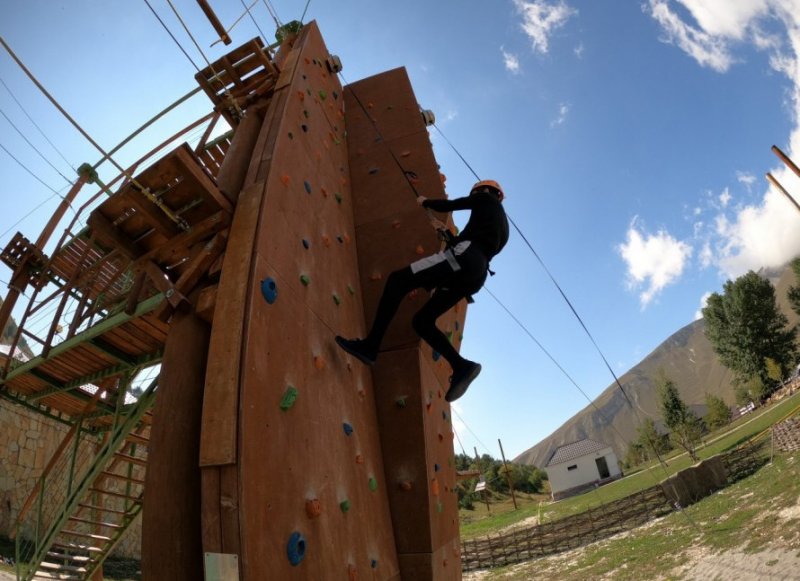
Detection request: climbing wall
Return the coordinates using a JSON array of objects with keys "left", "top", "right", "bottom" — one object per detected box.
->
[
  {"left": 198, "top": 23, "right": 465, "bottom": 580},
  {"left": 346, "top": 68, "right": 466, "bottom": 580},
  {"left": 200, "top": 22, "right": 400, "bottom": 580}
]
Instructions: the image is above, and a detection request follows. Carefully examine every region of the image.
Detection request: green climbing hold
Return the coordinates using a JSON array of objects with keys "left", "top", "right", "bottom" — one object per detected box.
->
[
  {"left": 436, "top": 501, "right": 443, "bottom": 513},
  {"left": 318, "top": 89, "right": 328, "bottom": 100},
  {"left": 334, "top": 193, "right": 343, "bottom": 204},
  {"left": 280, "top": 386, "right": 299, "bottom": 411},
  {"left": 368, "top": 477, "right": 378, "bottom": 492},
  {"left": 300, "top": 274, "right": 311, "bottom": 286},
  {"left": 347, "top": 284, "right": 355, "bottom": 296},
  {"left": 395, "top": 396, "right": 407, "bottom": 408},
  {"left": 332, "top": 293, "right": 341, "bottom": 306},
  {"left": 340, "top": 499, "right": 351, "bottom": 513},
  {"left": 446, "top": 331, "right": 454, "bottom": 343}
]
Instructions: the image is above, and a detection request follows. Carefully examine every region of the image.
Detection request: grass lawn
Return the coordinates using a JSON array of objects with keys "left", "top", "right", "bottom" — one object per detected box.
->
[
  {"left": 459, "top": 390, "right": 800, "bottom": 540},
  {"left": 466, "top": 451, "right": 800, "bottom": 580}
]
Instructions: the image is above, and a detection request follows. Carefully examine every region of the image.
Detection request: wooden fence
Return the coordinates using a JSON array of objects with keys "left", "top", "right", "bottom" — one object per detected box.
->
[
  {"left": 460, "top": 442, "right": 768, "bottom": 572},
  {"left": 773, "top": 417, "right": 800, "bottom": 452}
]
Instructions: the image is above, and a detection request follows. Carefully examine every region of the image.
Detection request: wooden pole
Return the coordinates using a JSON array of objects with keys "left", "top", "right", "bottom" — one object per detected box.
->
[
  {"left": 196, "top": 0, "right": 232, "bottom": 45},
  {"left": 766, "top": 172, "right": 800, "bottom": 214},
  {"left": 498, "top": 438, "right": 518, "bottom": 510},
  {"left": 772, "top": 145, "right": 800, "bottom": 178},
  {"left": 474, "top": 446, "right": 490, "bottom": 513}
]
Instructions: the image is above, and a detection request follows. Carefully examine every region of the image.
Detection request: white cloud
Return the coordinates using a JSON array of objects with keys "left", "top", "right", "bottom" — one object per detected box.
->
[
  {"left": 618, "top": 218, "right": 693, "bottom": 307},
  {"left": 501, "top": 47, "right": 521, "bottom": 73},
  {"left": 551, "top": 103, "right": 570, "bottom": 126},
  {"left": 719, "top": 187, "right": 732, "bottom": 207},
  {"left": 695, "top": 291, "right": 713, "bottom": 320},
  {"left": 736, "top": 171, "right": 757, "bottom": 188},
  {"left": 513, "top": 0, "right": 577, "bottom": 54},
  {"left": 574, "top": 42, "right": 585, "bottom": 58},
  {"left": 647, "top": 1, "right": 800, "bottom": 278},
  {"left": 645, "top": 0, "right": 736, "bottom": 72}
]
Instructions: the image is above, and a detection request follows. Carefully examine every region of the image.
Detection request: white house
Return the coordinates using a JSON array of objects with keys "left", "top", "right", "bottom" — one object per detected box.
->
[{"left": 544, "top": 439, "right": 622, "bottom": 500}]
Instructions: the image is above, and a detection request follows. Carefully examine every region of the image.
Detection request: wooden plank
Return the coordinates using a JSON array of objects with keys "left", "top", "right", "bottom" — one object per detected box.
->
[
  {"left": 195, "top": 284, "right": 218, "bottom": 324},
  {"left": 201, "top": 467, "right": 223, "bottom": 553},
  {"left": 141, "top": 305, "right": 209, "bottom": 581},
  {"left": 86, "top": 213, "right": 142, "bottom": 260},
  {"left": 174, "top": 145, "right": 233, "bottom": 215}
]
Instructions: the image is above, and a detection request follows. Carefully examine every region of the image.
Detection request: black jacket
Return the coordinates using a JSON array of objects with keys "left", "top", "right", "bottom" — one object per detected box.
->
[{"left": 423, "top": 192, "right": 509, "bottom": 259}]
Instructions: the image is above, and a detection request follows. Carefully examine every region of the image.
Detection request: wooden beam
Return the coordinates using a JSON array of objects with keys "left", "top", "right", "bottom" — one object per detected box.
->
[
  {"left": 87, "top": 213, "right": 143, "bottom": 259},
  {"left": 2, "top": 293, "right": 164, "bottom": 383}
]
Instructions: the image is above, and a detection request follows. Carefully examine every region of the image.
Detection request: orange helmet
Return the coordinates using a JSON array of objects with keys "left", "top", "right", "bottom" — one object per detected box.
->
[{"left": 471, "top": 179, "right": 504, "bottom": 201}]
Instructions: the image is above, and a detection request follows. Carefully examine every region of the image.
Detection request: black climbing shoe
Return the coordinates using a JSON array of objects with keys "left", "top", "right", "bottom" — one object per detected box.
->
[
  {"left": 335, "top": 336, "right": 377, "bottom": 366},
  {"left": 445, "top": 361, "right": 481, "bottom": 402}
]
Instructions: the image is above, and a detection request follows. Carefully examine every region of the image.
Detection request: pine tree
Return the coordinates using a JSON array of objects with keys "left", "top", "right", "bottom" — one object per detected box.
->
[
  {"left": 704, "top": 393, "right": 731, "bottom": 429},
  {"left": 657, "top": 375, "right": 702, "bottom": 461}
]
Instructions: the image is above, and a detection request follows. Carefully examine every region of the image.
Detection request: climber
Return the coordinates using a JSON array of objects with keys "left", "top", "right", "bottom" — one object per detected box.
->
[{"left": 335, "top": 179, "right": 509, "bottom": 403}]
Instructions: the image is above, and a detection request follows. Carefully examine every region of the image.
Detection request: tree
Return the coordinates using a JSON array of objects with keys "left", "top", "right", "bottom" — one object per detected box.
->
[
  {"left": 702, "top": 271, "right": 798, "bottom": 387},
  {"left": 735, "top": 375, "right": 769, "bottom": 407},
  {"left": 788, "top": 257, "right": 800, "bottom": 317},
  {"left": 657, "top": 375, "right": 702, "bottom": 462},
  {"left": 704, "top": 393, "right": 731, "bottom": 429}
]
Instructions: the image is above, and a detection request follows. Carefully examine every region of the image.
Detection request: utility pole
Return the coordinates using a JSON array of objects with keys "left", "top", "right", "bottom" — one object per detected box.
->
[{"left": 498, "top": 439, "right": 518, "bottom": 510}]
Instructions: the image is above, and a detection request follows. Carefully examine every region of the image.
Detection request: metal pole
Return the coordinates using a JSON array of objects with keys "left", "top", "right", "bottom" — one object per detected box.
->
[{"left": 498, "top": 438, "right": 518, "bottom": 510}]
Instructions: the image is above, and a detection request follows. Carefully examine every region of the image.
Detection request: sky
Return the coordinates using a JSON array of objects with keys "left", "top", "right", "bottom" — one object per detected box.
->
[{"left": 2, "top": 0, "right": 800, "bottom": 462}]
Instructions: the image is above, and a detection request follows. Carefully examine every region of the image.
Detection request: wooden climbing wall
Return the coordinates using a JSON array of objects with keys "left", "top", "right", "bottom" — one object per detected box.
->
[
  {"left": 346, "top": 68, "right": 466, "bottom": 580},
  {"left": 200, "top": 22, "right": 401, "bottom": 580},
  {"left": 197, "top": 23, "right": 465, "bottom": 581}
]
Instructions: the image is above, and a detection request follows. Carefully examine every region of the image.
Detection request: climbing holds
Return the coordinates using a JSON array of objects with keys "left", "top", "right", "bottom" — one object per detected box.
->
[
  {"left": 438, "top": 433, "right": 444, "bottom": 442},
  {"left": 391, "top": 219, "right": 401, "bottom": 229},
  {"left": 355, "top": 454, "right": 364, "bottom": 464},
  {"left": 369, "top": 273, "right": 383, "bottom": 281},
  {"left": 302, "top": 239, "right": 310, "bottom": 249},
  {"left": 431, "top": 478, "right": 440, "bottom": 496},
  {"left": 446, "top": 331, "right": 454, "bottom": 343},
  {"left": 279, "top": 385, "right": 298, "bottom": 411},
  {"left": 347, "top": 564, "right": 357, "bottom": 581},
  {"left": 337, "top": 235, "right": 344, "bottom": 244},
  {"left": 343, "top": 233, "right": 351, "bottom": 243},
  {"left": 302, "top": 124, "right": 308, "bottom": 133},
  {"left": 347, "top": 284, "right": 355, "bottom": 296},
  {"left": 332, "top": 293, "right": 341, "bottom": 306},
  {"left": 280, "top": 174, "right": 291, "bottom": 186},
  {"left": 340, "top": 499, "right": 351, "bottom": 513},
  {"left": 415, "top": 245, "right": 425, "bottom": 255},
  {"left": 343, "top": 422, "right": 353, "bottom": 436},
  {"left": 296, "top": 91, "right": 305, "bottom": 101},
  {"left": 321, "top": 187, "right": 328, "bottom": 197},
  {"left": 261, "top": 278, "right": 278, "bottom": 304},
  {"left": 436, "top": 501, "right": 444, "bottom": 513},
  {"left": 313, "top": 356, "right": 325, "bottom": 370},
  {"left": 288, "top": 131, "right": 294, "bottom": 139},
  {"left": 370, "top": 559, "right": 378, "bottom": 569},
  {"left": 303, "top": 109, "right": 309, "bottom": 118},
  {"left": 399, "top": 480, "right": 413, "bottom": 491},
  {"left": 368, "top": 167, "right": 379, "bottom": 175},
  {"left": 368, "top": 477, "right": 378, "bottom": 492},
  {"left": 432, "top": 350, "right": 441, "bottom": 362},
  {"left": 305, "top": 498, "right": 322, "bottom": 519},
  {"left": 335, "top": 193, "right": 343, "bottom": 204},
  {"left": 395, "top": 396, "right": 407, "bottom": 408},
  {"left": 304, "top": 180, "right": 312, "bottom": 193},
  {"left": 454, "top": 321, "right": 460, "bottom": 330},
  {"left": 300, "top": 274, "right": 311, "bottom": 286},
  {"left": 400, "top": 150, "right": 411, "bottom": 158},
  {"left": 319, "top": 89, "right": 328, "bottom": 100},
  {"left": 287, "top": 532, "right": 306, "bottom": 566},
  {"left": 434, "top": 463, "right": 441, "bottom": 472}
]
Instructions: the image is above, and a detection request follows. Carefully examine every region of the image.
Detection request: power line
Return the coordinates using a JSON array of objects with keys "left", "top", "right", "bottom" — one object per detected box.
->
[
  {"left": 142, "top": 0, "right": 201, "bottom": 71},
  {"left": 0, "top": 75, "right": 75, "bottom": 171},
  {"left": 238, "top": 0, "right": 267, "bottom": 42},
  {"left": 0, "top": 141, "right": 62, "bottom": 196},
  {"left": 0, "top": 107, "right": 73, "bottom": 185}
]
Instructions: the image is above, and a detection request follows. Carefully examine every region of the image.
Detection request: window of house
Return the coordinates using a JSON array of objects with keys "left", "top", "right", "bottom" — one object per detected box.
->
[{"left": 567, "top": 464, "right": 577, "bottom": 471}]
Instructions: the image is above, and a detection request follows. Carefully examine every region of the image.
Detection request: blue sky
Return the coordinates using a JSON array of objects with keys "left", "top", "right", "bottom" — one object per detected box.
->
[{"left": 2, "top": 1, "right": 800, "bottom": 461}]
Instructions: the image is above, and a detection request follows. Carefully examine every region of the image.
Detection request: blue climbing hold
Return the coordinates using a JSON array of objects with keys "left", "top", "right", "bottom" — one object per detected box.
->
[
  {"left": 434, "top": 463, "right": 441, "bottom": 472},
  {"left": 371, "top": 559, "right": 378, "bottom": 569},
  {"left": 261, "top": 278, "right": 278, "bottom": 304},
  {"left": 287, "top": 532, "right": 306, "bottom": 566},
  {"left": 302, "top": 239, "right": 310, "bottom": 249},
  {"left": 343, "top": 422, "right": 354, "bottom": 436},
  {"left": 455, "top": 321, "right": 460, "bottom": 330},
  {"left": 304, "top": 181, "right": 312, "bottom": 194},
  {"left": 432, "top": 350, "right": 441, "bottom": 362}
]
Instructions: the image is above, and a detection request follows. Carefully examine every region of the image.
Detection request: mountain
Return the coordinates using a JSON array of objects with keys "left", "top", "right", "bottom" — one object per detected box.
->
[{"left": 514, "top": 264, "right": 800, "bottom": 468}]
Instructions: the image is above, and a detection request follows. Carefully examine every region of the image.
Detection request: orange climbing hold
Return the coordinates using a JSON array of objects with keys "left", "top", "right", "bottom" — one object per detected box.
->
[
  {"left": 313, "top": 356, "right": 325, "bottom": 370},
  {"left": 280, "top": 174, "right": 291, "bottom": 186},
  {"left": 431, "top": 478, "right": 440, "bottom": 496},
  {"left": 321, "top": 187, "right": 328, "bottom": 197},
  {"left": 306, "top": 498, "right": 322, "bottom": 519},
  {"left": 400, "top": 151, "right": 411, "bottom": 158},
  {"left": 348, "top": 564, "right": 358, "bottom": 581},
  {"left": 296, "top": 91, "right": 305, "bottom": 101},
  {"left": 355, "top": 454, "right": 364, "bottom": 464},
  {"left": 415, "top": 245, "right": 425, "bottom": 255},
  {"left": 369, "top": 273, "right": 383, "bottom": 281},
  {"left": 322, "top": 235, "right": 332, "bottom": 247}
]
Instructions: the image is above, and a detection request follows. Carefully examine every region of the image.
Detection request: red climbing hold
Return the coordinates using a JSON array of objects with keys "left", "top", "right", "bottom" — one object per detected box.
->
[
  {"left": 306, "top": 498, "right": 322, "bottom": 519},
  {"left": 415, "top": 245, "right": 425, "bottom": 255},
  {"left": 280, "top": 174, "right": 291, "bottom": 186},
  {"left": 313, "top": 356, "right": 325, "bottom": 370}
]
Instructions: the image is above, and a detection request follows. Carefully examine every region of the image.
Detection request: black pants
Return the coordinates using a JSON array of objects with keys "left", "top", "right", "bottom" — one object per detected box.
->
[{"left": 364, "top": 241, "right": 488, "bottom": 368}]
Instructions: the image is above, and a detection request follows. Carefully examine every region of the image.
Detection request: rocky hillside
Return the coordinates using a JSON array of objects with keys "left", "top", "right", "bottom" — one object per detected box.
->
[{"left": 514, "top": 264, "right": 800, "bottom": 468}]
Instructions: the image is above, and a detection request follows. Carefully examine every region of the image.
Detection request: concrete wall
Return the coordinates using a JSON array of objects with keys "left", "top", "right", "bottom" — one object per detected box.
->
[
  {"left": 546, "top": 446, "right": 621, "bottom": 500},
  {"left": 0, "top": 398, "right": 142, "bottom": 558}
]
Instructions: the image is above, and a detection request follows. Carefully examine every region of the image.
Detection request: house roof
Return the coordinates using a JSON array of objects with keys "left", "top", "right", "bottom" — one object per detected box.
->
[{"left": 546, "top": 439, "right": 609, "bottom": 467}]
